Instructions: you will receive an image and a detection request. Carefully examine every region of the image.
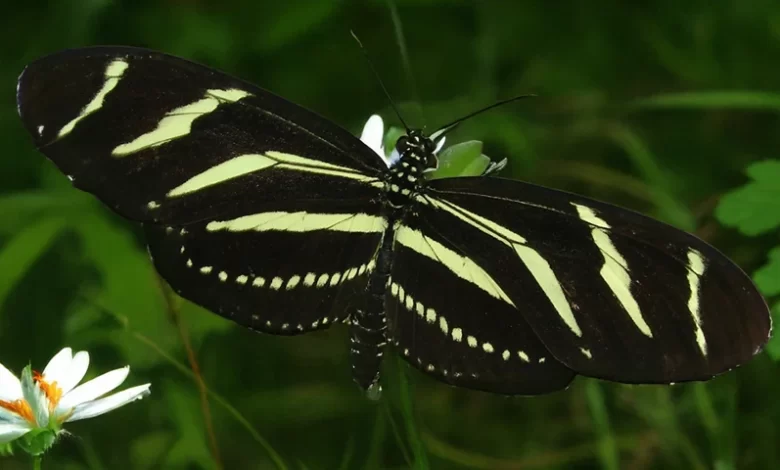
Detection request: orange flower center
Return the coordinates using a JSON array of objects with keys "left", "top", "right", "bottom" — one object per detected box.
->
[
  {"left": 0, "top": 399, "right": 34, "bottom": 424},
  {"left": 33, "top": 371, "right": 63, "bottom": 412}
]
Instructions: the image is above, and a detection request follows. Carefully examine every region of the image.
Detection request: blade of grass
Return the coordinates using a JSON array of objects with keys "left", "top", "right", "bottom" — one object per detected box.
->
[
  {"left": 423, "top": 429, "right": 657, "bottom": 469},
  {"left": 396, "top": 357, "right": 429, "bottom": 470},
  {"left": 585, "top": 380, "right": 620, "bottom": 470},
  {"left": 337, "top": 435, "right": 356, "bottom": 470},
  {"left": 363, "top": 408, "right": 388, "bottom": 470},
  {"left": 384, "top": 384, "right": 413, "bottom": 468},
  {"left": 630, "top": 91, "right": 780, "bottom": 111}
]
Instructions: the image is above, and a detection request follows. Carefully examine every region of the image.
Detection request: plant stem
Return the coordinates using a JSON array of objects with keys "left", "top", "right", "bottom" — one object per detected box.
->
[{"left": 32, "top": 455, "right": 42, "bottom": 470}]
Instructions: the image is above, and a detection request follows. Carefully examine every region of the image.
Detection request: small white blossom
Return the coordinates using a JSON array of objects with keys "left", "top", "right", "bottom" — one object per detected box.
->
[
  {"left": 360, "top": 114, "right": 387, "bottom": 160},
  {"left": 0, "top": 347, "right": 151, "bottom": 444}
]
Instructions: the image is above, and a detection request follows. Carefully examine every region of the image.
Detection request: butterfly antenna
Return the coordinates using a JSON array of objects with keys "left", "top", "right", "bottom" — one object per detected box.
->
[
  {"left": 350, "top": 30, "right": 411, "bottom": 133},
  {"left": 431, "top": 94, "right": 536, "bottom": 140}
]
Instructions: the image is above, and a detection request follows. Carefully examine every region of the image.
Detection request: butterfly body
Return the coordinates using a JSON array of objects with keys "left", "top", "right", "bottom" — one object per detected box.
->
[{"left": 16, "top": 46, "right": 771, "bottom": 396}]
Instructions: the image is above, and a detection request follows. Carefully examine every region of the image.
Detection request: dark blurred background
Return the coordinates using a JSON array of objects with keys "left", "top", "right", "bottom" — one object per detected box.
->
[{"left": 2, "top": 1, "right": 779, "bottom": 469}]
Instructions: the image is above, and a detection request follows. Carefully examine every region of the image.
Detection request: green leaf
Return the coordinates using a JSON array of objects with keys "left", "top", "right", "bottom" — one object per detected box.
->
[
  {"left": 715, "top": 160, "right": 780, "bottom": 236},
  {"left": 0, "top": 442, "right": 13, "bottom": 456},
  {"left": 0, "top": 190, "right": 87, "bottom": 235},
  {"left": 766, "top": 302, "right": 780, "bottom": 361},
  {"left": 430, "top": 141, "right": 488, "bottom": 179},
  {"left": 0, "top": 217, "right": 67, "bottom": 310},
  {"left": 383, "top": 126, "right": 406, "bottom": 156},
  {"left": 754, "top": 246, "right": 780, "bottom": 296},
  {"left": 16, "top": 428, "right": 57, "bottom": 457}
]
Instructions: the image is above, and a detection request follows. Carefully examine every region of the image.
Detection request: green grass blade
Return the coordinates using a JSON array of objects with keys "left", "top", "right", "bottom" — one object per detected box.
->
[
  {"left": 630, "top": 91, "right": 780, "bottom": 111},
  {"left": 585, "top": 381, "right": 619, "bottom": 470}
]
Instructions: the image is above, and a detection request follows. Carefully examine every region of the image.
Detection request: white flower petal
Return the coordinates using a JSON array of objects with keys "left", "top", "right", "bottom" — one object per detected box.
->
[
  {"left": 65, "top": 384, "right": 151, "bottom": 422},
  {"left": 434, "top": 136, "right": 447, "bottom": 154},
  {"left": 57, "top": 366, "right": 129, "bottom": 412},
  {"left": 57, "top": 351, "right": 89, "bottom": 395},
  {"left": 0, "top": 362, "right": 22, "bottom": 401},
  {"left": 360, "top": 114, "right": 385, "bottom": 158},
  {"left": 0, "top": 423, "right": 31, "bottom": 443},
  {"left": 42, "top": 347, "right": 73, "bottom": 385}
]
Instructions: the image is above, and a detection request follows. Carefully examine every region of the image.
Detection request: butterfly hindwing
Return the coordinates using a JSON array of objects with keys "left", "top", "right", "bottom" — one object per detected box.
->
[
  {"left": 16, "top": 46, "right": 386, "bottom": 224},
  {"left": 386, "top": 213, "right": 576, "bottom": 395},
  {"left": 145, "top": 200, "right": 386, "bottom": 334},
  {"left": 416, "top": 177, "right": 770, "bottom": 384}
]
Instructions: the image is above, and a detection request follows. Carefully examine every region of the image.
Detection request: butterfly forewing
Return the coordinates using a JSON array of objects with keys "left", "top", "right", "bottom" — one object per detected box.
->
[
  {"left": 17, "top": 46, "right": 390, "bottom": 338},
  {"left": 16, "top": 46, "right": 386, "bottom": 224},
  {"left": 421, "top": 177, "right": 770, "bottom": 383}
]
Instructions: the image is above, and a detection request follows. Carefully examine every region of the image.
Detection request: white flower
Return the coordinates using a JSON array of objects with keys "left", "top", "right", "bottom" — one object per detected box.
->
[
  {"left": 0, "top": 347, "right": 151, "bottom": 444},
  {"left": 360, "top": 114, "right": 387, "bottom": 161}
]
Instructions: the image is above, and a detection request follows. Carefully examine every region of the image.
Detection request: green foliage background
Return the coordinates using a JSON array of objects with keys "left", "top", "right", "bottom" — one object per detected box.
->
[{"left": 2, "top": 0, "right": 780, "bottom": 469}]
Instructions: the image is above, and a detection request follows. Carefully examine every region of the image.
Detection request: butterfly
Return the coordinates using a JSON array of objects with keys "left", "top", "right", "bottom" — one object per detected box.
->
[{"left": 16, "top": 46, "right": 771, "bottom": 396}]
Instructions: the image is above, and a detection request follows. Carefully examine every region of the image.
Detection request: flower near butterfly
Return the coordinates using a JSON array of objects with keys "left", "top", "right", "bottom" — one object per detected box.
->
[
  {"left": 359, "top": 114, "right": 507, "bottom": 178},
  {"left": 0, "top": 347, "right": 150, "bottom": 455}
]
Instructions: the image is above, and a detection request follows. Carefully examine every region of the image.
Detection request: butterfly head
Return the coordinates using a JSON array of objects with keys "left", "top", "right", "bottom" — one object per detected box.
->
[{"left": 394, "top": 129, "right": 439, "bottom": 172}]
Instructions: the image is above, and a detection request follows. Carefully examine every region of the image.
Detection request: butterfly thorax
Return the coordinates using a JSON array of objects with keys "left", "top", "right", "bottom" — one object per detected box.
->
[{"left": 382, "top": 130, "right": 437, "bottom": 207}]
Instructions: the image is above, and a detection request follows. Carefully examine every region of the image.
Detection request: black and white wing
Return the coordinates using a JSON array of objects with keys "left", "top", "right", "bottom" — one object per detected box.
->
[
  {"left": 17, "top": 46, "right": 388, "bottom": 334},
  {"left": 389, "top": 176, "right": 770, "bottom": 388},
  {"left": 386, "top": 213, "right": 576, "bottom": 394}
]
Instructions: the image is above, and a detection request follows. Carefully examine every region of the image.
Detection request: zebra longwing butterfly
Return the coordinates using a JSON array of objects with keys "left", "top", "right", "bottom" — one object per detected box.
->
[{"left": 16, "top": 46, "right": 771, "bottom": 396}]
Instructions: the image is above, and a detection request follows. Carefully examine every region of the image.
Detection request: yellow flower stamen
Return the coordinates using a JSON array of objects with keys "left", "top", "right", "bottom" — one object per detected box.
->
[
  {"left": 34, "top": 370, "right": 62, "bottom": 412},
  {"left": 0, "top": 399, "right": 35, "bottom": 424}
]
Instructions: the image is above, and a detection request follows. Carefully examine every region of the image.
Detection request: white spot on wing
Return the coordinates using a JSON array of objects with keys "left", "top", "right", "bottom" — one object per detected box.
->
[
  {"left": 452, "top": 328, "right": 463, "bottom": 342},
  {"left": 518, "top": 351, "right": 530, "bottom": 362},
  {"left": 439, "top": 317, "right": 449, "bottom": 335}
]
